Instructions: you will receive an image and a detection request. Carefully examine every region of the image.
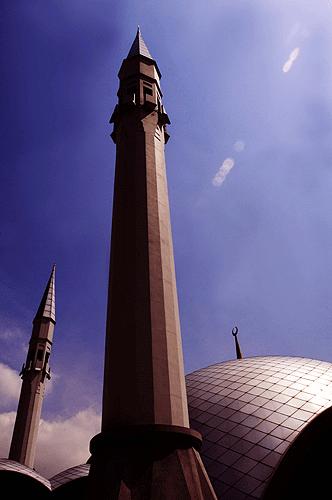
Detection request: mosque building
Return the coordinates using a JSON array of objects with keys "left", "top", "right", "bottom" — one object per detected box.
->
[{"left": 1, "top": 29, "right": 331, "bottom": 499}]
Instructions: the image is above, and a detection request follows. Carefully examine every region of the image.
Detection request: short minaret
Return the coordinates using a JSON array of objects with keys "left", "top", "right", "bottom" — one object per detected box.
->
[
  {"left": 232, "top": 326, "right": 243, "bottom": 359},
  {"left": 9, "top": 265, "right": 56, "bottom": 468},
  {"left": 89, "top": 30, "right": 216, "bottom": 498}
]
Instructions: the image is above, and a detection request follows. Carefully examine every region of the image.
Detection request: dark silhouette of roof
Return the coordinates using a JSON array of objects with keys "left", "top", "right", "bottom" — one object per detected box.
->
[{"left": 0, "top": 458, "right": 51, "bottom": 492}]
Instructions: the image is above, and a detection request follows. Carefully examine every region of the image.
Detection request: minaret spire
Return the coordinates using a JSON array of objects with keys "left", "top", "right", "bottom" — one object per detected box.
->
[
  {"left": 232, "top": 326, "right": 243, "bottom": 359},
  {"left": 127, "top": 26, "right": 153, "bottom": 60},
  {"left": 34, "top": 264, "right": 56, "bottom": 323},
  {"left": 9, "top": 265, "right": 56, "bottom": 468},
  {"left": 88, "top": 31, "right": 216, "bottom": 498}
]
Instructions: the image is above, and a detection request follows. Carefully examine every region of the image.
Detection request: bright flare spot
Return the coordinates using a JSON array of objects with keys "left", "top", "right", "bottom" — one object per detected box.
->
[
  {"left": 212, "top": 158, "right": 235, "bottom": 187},
  {"left": 233, "top": 140, "right": 245, "bottom": 152},
  {"left": 283, "top": 47, "right": 300, "bottom": 73}
]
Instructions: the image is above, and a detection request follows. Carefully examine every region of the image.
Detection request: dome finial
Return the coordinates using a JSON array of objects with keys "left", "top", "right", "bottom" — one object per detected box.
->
[{"left": 232, "top": 326, "right": 243, "bottom": 359}]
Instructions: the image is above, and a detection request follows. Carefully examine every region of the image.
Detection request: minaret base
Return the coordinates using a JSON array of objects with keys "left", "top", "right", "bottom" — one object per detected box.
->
[{"left": 88, "top": 426, "right": 217, "bottom": 499}]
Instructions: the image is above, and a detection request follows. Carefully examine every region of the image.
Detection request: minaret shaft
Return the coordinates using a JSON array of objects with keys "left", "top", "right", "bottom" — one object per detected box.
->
[
  {"left": 9, "top": 266, "right": 55, "bottom": 468},
  {"left": 9, "top": 370, "right": 46, "bottom": 466},
  {"left": 89, "top": 30, "right": 217, "bottom": 499},
  {"left": 102, "top": 109, "right": 188, "bottom": 429}
]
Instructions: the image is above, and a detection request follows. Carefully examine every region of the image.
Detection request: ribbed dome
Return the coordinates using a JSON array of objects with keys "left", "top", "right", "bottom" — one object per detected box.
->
[
  {"left": 0, "top": 458, "right": 51, "bottom": 498},
  {"left": 187, "top": 356, "right": 332, "bottom": 499},
  {"left": 0, "top": 458, "right": 51, "bottom": 489},
  {"left": 51, "top": 463, "right": 89, "bottom": 490},
  {"left": 48, "top": 356, "right": 332, "bottom": 499}
]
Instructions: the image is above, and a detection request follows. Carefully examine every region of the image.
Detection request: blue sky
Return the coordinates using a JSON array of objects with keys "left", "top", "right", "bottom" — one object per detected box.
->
[{"left": 1, "top": 0, "right": 332, "bottom": 475}]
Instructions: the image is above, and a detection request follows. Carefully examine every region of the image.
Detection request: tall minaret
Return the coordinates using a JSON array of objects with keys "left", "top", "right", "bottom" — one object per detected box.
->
[
  {"left": 9, "top": 265, "right": 56, "bottom": 468},
  {"left": 89, "top": 30, "right": 216, "bottom": 498}
]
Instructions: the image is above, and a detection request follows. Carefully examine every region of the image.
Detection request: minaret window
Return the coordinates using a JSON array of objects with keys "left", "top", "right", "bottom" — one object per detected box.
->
[
  {"left": 45, "top": 352, "right": 50, "bottom": 365},
  {"left": 144, "top": 86, "right": 153, "bottom": 97},
  {"left": 36, "top": 348, "right": 44, "bottom": 362},
  {"left": 143, "top": 81, "right": 153, "bottom": 97},
  {"left": 156, "top": 90, "right": 162, "bottom": 112},
  {"left": 126, "top": 85, "right": 137, "bottom": 103},
  {"left": 154, "top": 126, "right": 161, "bottom": 141}
]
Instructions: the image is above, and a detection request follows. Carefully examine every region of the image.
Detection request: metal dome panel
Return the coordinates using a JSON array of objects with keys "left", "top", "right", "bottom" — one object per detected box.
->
[
  {"left": 50, "top": 463, "right": 90, "bottom": 490},
  {"left": 187, "top": 356, "right": 332, "bottom": 499}
]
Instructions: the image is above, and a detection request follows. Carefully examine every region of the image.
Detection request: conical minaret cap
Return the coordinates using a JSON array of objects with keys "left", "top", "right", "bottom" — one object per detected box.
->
[
  {"left": 34, "top": 264, "right": 56, "bottom": 323},
  {"left": 127, "top": 26, "right": 153, "bottom": 60}
]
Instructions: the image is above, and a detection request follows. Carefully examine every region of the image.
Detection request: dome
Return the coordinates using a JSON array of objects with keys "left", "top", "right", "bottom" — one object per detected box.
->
[
  {"left": 51, "top": 464, "right": 89, "bottom": 498},
  {"left": 49, "top": 356, "right": 332, "bottom": 499},
  {"left": 0, "top": 458, "right": 51, "bottom": 498},
  {"left": 187, "top": 356, "right": 332, "bottom": 499}
]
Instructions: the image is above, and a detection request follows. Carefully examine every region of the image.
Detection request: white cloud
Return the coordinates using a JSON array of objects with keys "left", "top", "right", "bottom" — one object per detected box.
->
[
  {"left": 283, "top": 47, "right": 300, "bottom": 73},
  {"left": 0, "top": 328, "right": 22, "bottom": 341},
  {"left": 36, "top": 408, "right": 100, "bottom": 477},
  {"left": 0, "top": 408, "right": 100, "bottom": 479},
  {"left": 0, "top": 363, "right": 21, "bottom": 410},
  {"left": 212, "top": 158, "right": 235, "bottom": 187},
  {"left": 286, "top": 23, "right": 310, "bottom": 45},
  {"left": 233, "top": 140, "right": 245, "bottom": 153},
  {"left": 44, "top": 372, "right": 58, "bottom": 396},
  {"left": 0, "top": 411, "right": 16, "bottom": 457},
  {"left": 286, "top": 23, "right": 301, "bottom": 44},
  {"left": 0, "top": 363, "right": 98, "bottom": 478},
  {"left": 0, "top": 360, "right": 56, "bottom": 411}
]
